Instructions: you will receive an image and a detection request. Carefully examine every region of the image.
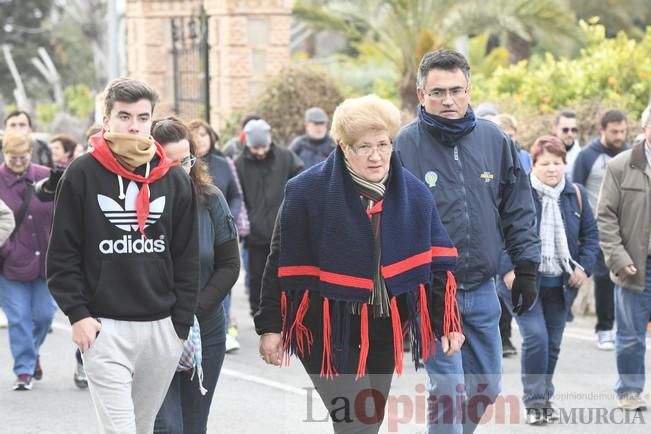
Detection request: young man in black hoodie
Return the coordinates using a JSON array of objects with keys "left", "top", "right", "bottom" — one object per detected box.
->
[{"left": 47, "top": 78, "right": 199, "bottom": 433}]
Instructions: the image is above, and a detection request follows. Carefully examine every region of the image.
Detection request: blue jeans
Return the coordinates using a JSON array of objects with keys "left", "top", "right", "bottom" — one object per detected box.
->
[
  {"left": 0, "top": 275, "right": 56, "bottom": 376},
  {"left": 154, "top": 304, "right": 226, "bottom": 433},
  {"left": 425, "top": 279, "right": 502, "bottom": 434},
  {"left": 497, "top": 279, "right": 568, "bottom": 407},
  {"left": 614, "top": 257, "right": 651, "bottom": 398}
]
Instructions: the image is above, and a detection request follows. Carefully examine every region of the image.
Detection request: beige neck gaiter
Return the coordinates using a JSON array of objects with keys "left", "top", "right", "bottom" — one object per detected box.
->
[{"left": 104, "top": 131, "right": 156, "bottom": 172}]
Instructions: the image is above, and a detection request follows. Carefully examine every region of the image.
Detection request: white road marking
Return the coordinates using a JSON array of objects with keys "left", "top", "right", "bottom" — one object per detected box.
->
[{"left": 220, "top": 368, "right": 317, "bottom": 399}]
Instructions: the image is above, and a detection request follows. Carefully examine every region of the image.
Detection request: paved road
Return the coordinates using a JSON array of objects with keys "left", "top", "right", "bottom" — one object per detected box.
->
[{"left": 1, "top": 274, "right": 650, "bottom": 433}]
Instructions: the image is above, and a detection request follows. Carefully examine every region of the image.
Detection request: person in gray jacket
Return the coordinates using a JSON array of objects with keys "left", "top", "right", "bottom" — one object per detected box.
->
[
  {"left": 596, "top": 104, "right": 651, "bottom": 412},
  {"left": 0, "top": 198, "right": 15, "bottom": 246},
  {"left": 395, "top": 49, "right": 540, "bottom": 434}
]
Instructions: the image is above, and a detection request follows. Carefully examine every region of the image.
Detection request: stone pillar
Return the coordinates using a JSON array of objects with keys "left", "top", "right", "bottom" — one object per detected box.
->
[{"left": 124, "top": 0, "right": 292, "bottom": 128}]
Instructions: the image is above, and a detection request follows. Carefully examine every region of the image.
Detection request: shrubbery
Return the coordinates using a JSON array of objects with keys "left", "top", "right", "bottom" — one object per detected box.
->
[
  {"left": 473, "top": 22, "right": 651, "bottom": 147},
  {"left": 248, "top": 65, "right": 344, "bottom": 146}
]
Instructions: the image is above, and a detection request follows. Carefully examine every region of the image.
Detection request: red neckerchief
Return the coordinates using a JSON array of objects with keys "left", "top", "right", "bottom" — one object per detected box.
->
[{"left": 89, "top": 131, "right": 178, "bottom": 236}]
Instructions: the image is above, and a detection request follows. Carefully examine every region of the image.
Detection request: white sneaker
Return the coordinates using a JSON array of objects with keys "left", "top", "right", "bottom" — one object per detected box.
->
[
  {"left": 525, "top": 408, "right": 546, "bottom": 425},
  {"left": 616, "top": 393, "right": 647, "bottom": 411},
  {"left": 225, "top": 334, "right": 240, "bottom": 353},
  {"left": 596, "top": 330, "right": 615, "bottom": 351},
  {"left": 0, "top": 308, "right": 7, "bottom": 329}
]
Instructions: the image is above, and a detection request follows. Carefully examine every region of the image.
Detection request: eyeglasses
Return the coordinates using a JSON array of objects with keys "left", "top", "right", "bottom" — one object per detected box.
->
[
  {"left": 424, "top": 86, "right": 468, "bottom": 101},
  {"left": 348, "top": 142, "right": 393, "bottom": 157},
  {"left": 179, "top": 154, "right": 197, "bottom": 168},
  {"left": 561, "top": 127, "right": 578, "bottom": 134},
  {"left": 6, "top": 155, "right": 30, "bottom": 164}
]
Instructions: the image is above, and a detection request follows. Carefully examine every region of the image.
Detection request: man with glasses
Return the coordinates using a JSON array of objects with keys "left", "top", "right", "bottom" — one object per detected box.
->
[
  {"left": 395, "top": 49, "right": 540, "bottom": 434},
  {"left": 1, "top": 111, "right": 53, "bottom": 168},
  {"left": 552, "top": 109, "right": 581, "bottom": 181},
  {"left": 573, "top": 109, "right": 630, "bottom": 351},
  {"left": 234, "top": 119, "right": 303, "bottom": 317}
]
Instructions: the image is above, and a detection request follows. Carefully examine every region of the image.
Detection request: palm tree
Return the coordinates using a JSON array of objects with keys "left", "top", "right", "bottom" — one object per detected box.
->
[
  {"left": 294, "top": 0, "right": 577, "bottom": 113},
  {"left": 450, "top": 0, "right": 579, "bottom": 62},
  {"left": 569, "top": 0, "right": 651, "bottom": 38}
]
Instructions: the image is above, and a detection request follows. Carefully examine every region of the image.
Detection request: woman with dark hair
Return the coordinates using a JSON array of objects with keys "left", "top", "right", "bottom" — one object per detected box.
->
[
  {"left": 186, "top": 119, "right": 242, "bottom": 222},
  {"left": 498, "top": 135, "right": 600, "bottom": 425},
  {"left": 151, "top": 117, "right": 240, "bottom": 434},
  {"left": 256, "top": 95, "right": 464, "bottom": 433},
  {"left": 189, "top": 118, "right": 249, "bottom": 353},
  {"left": 48, "top": 134, "right": 78, "bottom": 167}
]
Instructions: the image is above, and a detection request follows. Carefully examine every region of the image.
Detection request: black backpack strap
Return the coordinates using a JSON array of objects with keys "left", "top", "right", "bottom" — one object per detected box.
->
[{"left": 8, "top": 182, "right": 34, "bottom": 241}]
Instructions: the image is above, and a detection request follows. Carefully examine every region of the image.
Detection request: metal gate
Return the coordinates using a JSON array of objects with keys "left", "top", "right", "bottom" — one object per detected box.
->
[{"left": 170, "top": 7, "right": 210, "bottom": 121}]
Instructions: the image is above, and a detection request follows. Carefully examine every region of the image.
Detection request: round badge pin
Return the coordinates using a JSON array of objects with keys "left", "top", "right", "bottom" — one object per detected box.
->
[{"left": 425, "top": 171, "right": 438, "bottom": 188}]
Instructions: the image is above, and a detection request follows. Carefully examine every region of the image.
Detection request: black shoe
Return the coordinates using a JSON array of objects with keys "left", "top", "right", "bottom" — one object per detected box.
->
[
  {"left": 74, "top": 360, "right": 88, "bottom": 389},
  {"left": 33, "top": 356, "right": 43, "bottom": 381},
  {"left": 543, "top": 402, "right": 560, "bottom": 423},
  {"left": 502, "top": 339, "right": 517, "bottom": 358}
]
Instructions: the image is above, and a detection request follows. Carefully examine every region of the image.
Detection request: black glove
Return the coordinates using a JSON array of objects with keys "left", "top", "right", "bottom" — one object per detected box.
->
[
  {"left": 511, "top": 262, "right": 537, "bottom": 315},
  {"left": 45, "top": 167, "right": 65, "bottom": 192},
  {"left": 34, "top": 167, "right": 64, "bottom": 202}
]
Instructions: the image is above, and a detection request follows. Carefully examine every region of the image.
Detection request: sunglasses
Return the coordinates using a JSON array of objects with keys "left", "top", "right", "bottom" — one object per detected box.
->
[
  {"left": 179, "top": 155, "right": 197, "bottom": 168},
  {"left": 561, "top": 127, "right": 578, "bottom": 134}
]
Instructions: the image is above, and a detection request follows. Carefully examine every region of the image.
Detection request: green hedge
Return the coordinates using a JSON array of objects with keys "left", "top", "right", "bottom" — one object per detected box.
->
[{"left": 472, "top": 22, "right": 651, "bottom": 146}]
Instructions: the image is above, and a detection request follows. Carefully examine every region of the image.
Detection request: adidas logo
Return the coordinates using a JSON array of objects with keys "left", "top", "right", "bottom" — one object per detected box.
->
[
  {"left": 99, "top": 234, "right": 166, "bottom": 254},
  {"left": 97, "top": 181, "right": 167, "bottom": 254},
  {"left": 98, "top": 181, "right": 165, "bottom": 232}
]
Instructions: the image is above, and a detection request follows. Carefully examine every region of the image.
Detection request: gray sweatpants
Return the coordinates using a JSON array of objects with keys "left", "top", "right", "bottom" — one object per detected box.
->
[{"left": 82, "top": 317, "right": 184, "bottom": 434}]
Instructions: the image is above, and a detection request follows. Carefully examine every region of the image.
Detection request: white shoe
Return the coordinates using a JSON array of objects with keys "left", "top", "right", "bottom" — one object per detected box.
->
[
  {"left": 617, "top": 393, "right": 647, "bottom": 411},
  {"left": 225, "top": 334, "right": 240, "bottom": 353},
  {"left": 0, "top": 308, "right": 7, "bottom": 329},
  {"left": 525, "top": 408, "right": 546, "bottom": 425},
  {"left": 596, "top": 330, "right": 615, "bottom": 351}
]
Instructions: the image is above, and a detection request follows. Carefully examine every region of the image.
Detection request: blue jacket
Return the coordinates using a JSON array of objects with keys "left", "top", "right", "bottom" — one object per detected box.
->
[
  {"left": 395, "top": 117, "right": 540, "bottom": 290},
  {"left": 288, "top": 134, "right": 336, "bottom": 170},
  {"left": 204, "top": 153, "right": 242, "bottom": 221},
  {"left": 499, "top": 181, "right": 600, "bottom": 281}
]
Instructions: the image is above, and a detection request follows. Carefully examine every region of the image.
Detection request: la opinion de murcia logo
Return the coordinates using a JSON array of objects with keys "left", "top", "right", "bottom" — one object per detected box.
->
[{"left": 97, "top": 181, "right": 166, "bottom": 254}]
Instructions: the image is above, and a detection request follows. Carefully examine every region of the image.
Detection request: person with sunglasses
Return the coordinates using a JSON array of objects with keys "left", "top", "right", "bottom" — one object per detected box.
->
[
  {"left": 151, "top": 117, "right": 240, "bottom": 433},
  {"left": 552, "top": 109, "right": 581, "bottom": 182}
]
